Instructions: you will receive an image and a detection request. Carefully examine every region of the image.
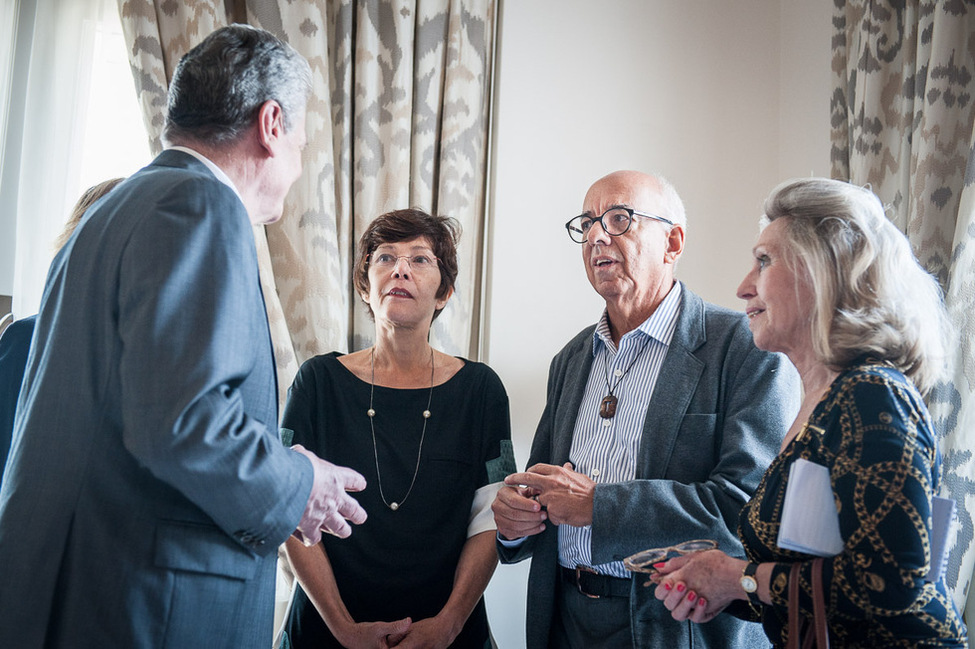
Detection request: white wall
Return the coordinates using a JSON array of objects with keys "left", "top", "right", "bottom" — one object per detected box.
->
[{"left": 482, "top": 2, "right": 832, "bottom": 647}]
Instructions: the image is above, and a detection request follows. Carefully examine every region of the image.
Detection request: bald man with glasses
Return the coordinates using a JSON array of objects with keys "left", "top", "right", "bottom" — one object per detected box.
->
[{"left": 492, "top": 170, "right": 801, "bottom": 649}]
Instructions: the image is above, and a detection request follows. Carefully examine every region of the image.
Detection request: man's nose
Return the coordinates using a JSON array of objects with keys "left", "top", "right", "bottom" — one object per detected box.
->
[{"left": 585, "top": 220, "right": 611, "bottom": 246}]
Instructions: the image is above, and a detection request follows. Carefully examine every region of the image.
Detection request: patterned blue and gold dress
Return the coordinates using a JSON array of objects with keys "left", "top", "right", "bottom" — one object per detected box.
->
[{"left": 737, "top": 360, "right": 967, "bottom": 648}]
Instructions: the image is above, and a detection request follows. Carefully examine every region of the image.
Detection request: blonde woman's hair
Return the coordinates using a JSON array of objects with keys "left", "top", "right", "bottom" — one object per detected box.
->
[
  {"left": 763, "top": 177, "right": 949, "bottom": 393},
  {"left": 52, "top": 178, "right": 125, "bottom": 252}
]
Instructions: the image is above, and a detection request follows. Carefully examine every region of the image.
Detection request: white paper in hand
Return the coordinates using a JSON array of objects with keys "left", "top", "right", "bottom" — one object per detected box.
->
[{"left": 777, "top": 458, "right": 844, "bottom": 557}]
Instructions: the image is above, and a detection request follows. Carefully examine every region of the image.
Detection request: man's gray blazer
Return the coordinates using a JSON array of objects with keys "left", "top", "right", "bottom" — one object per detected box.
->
[
  {"left": 499, "top": 287, "right": 800, "bottom": 648},
  {"left": 0, "top": 151, "right": 313, "bottom": 648}
]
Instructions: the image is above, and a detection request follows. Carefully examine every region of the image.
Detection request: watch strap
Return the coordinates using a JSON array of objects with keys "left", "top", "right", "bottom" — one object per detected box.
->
[{"left": 741, "top": 562, "right": 760, "bottom": 605}]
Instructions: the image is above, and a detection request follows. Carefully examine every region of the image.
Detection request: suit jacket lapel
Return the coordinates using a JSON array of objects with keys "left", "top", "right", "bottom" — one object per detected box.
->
[
  {"left": 637, "top": 289, "right": 706, "bottom": 479},
  {"left": 554, "top": 334, "right": 595, "bottom": 464}
]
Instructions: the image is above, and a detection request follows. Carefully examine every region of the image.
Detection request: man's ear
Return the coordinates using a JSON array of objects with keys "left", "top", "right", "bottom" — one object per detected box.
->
[
  {"left": 256, "top": 100, "right": 285, "bottom": 155},
  {"left": 664, "top": 224, "right": 685, "bottom": 264}
]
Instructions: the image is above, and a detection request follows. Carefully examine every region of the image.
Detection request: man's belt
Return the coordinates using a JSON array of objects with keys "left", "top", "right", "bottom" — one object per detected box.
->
[{"left": 561, "top": 565, "right": 631, "bottom": 599}]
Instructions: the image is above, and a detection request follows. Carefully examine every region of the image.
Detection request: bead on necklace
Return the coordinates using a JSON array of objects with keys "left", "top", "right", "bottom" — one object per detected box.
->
[{"left": 367, "top": 346, "right": 434, "bottom": 511}]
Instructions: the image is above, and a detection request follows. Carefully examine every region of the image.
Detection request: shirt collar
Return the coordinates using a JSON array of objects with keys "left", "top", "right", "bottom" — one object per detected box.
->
[
  {"left": 166, "top": 145, "right": 243, "bottom": 203},
  {"left": 593, "top": 281, "right": 683, "bottom": 356}
]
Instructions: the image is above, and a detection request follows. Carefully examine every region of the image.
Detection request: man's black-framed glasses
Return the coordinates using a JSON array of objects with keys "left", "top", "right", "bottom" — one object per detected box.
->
[{"left": 565, "top": 207, "right": 675, "bottom": 244}]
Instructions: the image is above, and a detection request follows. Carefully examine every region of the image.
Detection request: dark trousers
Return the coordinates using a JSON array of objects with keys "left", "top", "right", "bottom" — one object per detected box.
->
[{"left": 551, "top": 575, "right": 632, "bottom": 648}]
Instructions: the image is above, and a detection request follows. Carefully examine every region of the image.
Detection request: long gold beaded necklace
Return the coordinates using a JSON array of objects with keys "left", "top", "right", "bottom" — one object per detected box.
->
[{"left": 366, "top": 346, "right": 434, "bottom": 511}]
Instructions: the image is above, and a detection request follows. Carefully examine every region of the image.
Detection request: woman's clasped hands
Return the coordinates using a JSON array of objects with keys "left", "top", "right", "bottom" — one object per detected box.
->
[{"left": 338, "top": 613, "right": 464, "bottom": 649}]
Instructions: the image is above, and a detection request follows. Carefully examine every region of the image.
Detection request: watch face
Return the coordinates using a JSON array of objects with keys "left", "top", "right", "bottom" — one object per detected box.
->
[{"left": 741, "top": 575, "right": 758, "bottom": 593}]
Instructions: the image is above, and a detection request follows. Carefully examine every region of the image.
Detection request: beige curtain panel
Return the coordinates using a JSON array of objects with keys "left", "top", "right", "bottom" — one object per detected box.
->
[
  {"left": 117, "top": 0, "right": 496, "bottom": 409},
  {"left": 831, "top": 0, "right": 975, "bottom": 623}
]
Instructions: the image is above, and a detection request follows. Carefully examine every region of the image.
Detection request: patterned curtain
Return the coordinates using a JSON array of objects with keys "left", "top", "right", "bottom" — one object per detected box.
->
[
  {"left": 830, "top": 0, "right": 975, "bottom": 624},
  {"left": 116, "top": 0, "right": 496, "bottom": 409}
]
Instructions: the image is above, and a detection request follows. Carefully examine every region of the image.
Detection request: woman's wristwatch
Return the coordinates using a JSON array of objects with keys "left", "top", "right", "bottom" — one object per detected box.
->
[{"left": 740, "top": 562, "right": 760, "bottom": 605}]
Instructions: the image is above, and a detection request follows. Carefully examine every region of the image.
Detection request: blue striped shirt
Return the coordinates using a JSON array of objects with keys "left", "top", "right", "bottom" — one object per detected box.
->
[{"left": 558, "top": 282, "right": 683, "bottom": 578}]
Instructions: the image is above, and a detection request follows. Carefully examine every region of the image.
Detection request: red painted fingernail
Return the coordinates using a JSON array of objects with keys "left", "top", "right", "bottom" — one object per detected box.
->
[
  {"left": 698, "top": 598, "right": 707, "bottom": 607},
  {"left": 676, "top": 583, "right": 686, "bottom": 593},
  {"left": 664, "top": 582, "right": 672, "bottom": 591},
  {"left": 687, "top": 591, "right": 697, "bottom": 602},
  {"left": 653, "top": 562, "right": 667, "bottom": 569}
]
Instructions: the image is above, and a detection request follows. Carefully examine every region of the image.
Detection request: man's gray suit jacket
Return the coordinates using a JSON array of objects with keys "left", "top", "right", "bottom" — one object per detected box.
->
[
  {"left": 0, "top": 150, "right": 313, "bottom": 648},
  {"left": 499, "top": 287, "right": 800, "bottom": 649}
]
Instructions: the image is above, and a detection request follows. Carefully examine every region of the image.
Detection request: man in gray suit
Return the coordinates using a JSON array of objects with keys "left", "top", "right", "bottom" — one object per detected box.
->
[
  {"left": 492, "top": 170, "right": 800, "bottom": 648},
  {"left": 0, "top": 25, "right": 367, "bottom": 648}
]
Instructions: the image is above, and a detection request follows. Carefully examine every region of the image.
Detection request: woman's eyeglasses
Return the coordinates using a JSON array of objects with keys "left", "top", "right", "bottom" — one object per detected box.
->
[{"left": 368, "top": 253, "right": 440, "bottom": 272}]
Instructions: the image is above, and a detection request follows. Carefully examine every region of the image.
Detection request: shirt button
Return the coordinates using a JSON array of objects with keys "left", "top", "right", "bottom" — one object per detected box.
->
[
  {"left": 614, "top": 369, "right": 623, "bottom": 377},
  {"left": 602, "top": 419, "right": 611, "bottom": 427},
  {"left": 592, "top": 468, "right": 601, "bottom": 477}
]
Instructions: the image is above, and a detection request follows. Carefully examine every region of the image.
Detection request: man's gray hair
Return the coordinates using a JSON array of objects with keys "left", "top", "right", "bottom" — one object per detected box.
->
[
  {"left": 652, "top": 173, "right": 687, "bottom": 228},
  {"left": 162, "top": 24, "right": 312, "bottom": 146}
]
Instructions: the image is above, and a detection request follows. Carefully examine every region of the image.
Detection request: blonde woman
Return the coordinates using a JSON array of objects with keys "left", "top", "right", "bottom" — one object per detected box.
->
[{"left": 654, "top": 178, "right": 966, "bottom": 648}]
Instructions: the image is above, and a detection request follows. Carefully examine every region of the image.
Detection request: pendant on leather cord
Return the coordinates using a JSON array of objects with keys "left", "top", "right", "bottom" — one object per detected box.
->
[{"left": 600, "top": 339, "right": 651, "bottom": 420}]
